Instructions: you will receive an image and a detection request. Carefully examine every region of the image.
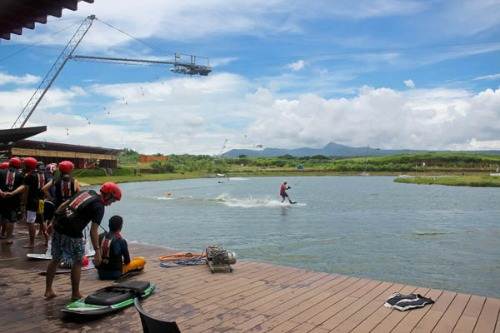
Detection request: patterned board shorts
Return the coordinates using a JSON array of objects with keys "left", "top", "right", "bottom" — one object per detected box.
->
[{"left": 51, "top": 231, "right": 84, "bottom": 263}]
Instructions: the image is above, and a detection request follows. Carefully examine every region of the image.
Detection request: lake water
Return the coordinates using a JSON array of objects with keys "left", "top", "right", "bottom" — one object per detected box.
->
[{"left": 102, "top": 176, "right": 500, "bottom": 298}]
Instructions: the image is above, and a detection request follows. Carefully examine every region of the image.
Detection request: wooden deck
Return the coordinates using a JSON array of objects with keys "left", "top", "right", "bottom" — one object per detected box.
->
[{"left": 0, "top": 232, "right": 499, "bottom": 332}]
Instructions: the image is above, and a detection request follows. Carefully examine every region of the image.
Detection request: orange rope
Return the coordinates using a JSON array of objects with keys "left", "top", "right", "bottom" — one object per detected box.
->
[{"left": 159, "top": 252, "right": 205, "bottom": 261}]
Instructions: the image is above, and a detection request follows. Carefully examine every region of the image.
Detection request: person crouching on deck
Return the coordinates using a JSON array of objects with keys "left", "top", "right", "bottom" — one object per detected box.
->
[{"left": 96, "top": 215, "right": 145, "bottom": 280}]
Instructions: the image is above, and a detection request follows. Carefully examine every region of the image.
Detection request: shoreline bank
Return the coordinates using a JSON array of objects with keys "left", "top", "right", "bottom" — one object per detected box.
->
[
  {"left": 394, "top": 174, "right": 500, "bottom": 187},
  {"left": 78, "top": 170, "right": 499, "bottom": 187}
]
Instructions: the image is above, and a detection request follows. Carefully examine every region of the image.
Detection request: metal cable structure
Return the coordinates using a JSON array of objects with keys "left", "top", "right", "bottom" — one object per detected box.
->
[
  {"left": 11, "top": 15, "right": 212, "bottom": 128},
  {"left": 11, "top": 15, "right": 96, "bottom": 128}
]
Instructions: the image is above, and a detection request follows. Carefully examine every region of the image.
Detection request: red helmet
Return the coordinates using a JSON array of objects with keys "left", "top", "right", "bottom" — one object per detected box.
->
[
  {"left": 9, "top": 157, "right": 22, "bottom": 169},
  {"left": 100, "top": 182, "right": 122, "bottom": 201},
  {"left": 23, "top": 157, "right": 38, "bottom": 171},
  {"left": 58, "top": 160, "right": 74, "bottom": 174},
  {"left": 0, "top": 162, "right": 9, "bottom": 169}
]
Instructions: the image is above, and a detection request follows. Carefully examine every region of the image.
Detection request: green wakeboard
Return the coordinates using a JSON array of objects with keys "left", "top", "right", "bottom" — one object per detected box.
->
[{"left": 62, "top": 280, "right": 155, "bottom": 317}]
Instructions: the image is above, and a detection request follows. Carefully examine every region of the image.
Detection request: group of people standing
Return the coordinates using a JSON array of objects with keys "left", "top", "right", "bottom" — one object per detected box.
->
[
  {"left": 0, "top": 157, "right": 76, "bottom": 248},
  {"left": 0, "top": 157, "right": 140, "bottom": 300}
]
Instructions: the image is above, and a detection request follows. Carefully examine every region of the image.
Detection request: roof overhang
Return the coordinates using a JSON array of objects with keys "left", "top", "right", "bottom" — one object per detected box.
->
[
  {"left": 13, "top": 139, "right": 122, "bottom": 155},
  {"left": 0, "top": 0, "right": 94, "bottom": 40},
  {"left": 0, "top": 126, "right": 47, "bottom": 149}
]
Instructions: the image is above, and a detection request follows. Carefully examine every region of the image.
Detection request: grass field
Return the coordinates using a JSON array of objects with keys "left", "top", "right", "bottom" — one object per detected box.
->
[
  {"left": 78, "top": 172, "right": 207, "bottom": 186},
  {"left": 394, "top": 175, "right": 500, "bottom": 187}
]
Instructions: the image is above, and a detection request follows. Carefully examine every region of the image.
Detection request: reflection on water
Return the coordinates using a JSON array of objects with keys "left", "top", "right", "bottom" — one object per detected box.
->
[{"left": 103, "top": 176, "right": 500, "bottom": 298}]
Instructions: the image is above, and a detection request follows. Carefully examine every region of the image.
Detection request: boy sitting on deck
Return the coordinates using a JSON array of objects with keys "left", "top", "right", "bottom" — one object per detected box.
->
[{"left": 96, "top": 215, "right": 145, "bottom": 280}]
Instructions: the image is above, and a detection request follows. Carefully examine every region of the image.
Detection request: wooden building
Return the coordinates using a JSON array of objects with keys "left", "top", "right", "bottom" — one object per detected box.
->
[{"left": 7, "top": 140, "right": 121, "bottom": 169}]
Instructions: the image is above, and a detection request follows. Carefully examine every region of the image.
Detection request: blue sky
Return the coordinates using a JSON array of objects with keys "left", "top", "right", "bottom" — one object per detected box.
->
[{"left": 1, "top": 0, "right": 499, "bottom": 154}]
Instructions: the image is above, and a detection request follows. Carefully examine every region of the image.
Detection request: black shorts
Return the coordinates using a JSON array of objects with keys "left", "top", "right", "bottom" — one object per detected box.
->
[
  {"left": 1, "top": 209, "right": 18, "bottom": 223},
  {"left": 44, "top": 200, "right": 56, "bottom": 221}
]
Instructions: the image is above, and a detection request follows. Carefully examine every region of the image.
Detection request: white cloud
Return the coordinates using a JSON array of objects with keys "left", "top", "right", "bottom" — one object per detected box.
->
[
  {"left": 0, "top": 72, "right": 40, "bottom": 86},
  {"left": 9, "top": 0, "right": 427, "bottom": 49},
  {"left": 210, "top": 57, "right": 238, "bottom": 67},
  {"left": 246, "top": 86, "right": 500, "bottom": 150},
  {"left": 435, "top": 0, "right": 500, "bottom": 37},
  {"left": 404, "top": 79, "right": 415, "bottom": 88},
  {"left": 313, "top": 0, "right": 427, "bottom": 19},
  {"left": 287, "top": 60, "right": 306, "bottom": 71},
  {"left": 451, "top": 138, "right": 500, "bottom": 151},
  {"left": 0, "top": 86, "right": 85, "bottom": 128},
  {"left": 473, "top": 73, "right": 500, "bottom": 81},
  {"left": 2, "top": 71, "right": 500, "bottom": 153}
]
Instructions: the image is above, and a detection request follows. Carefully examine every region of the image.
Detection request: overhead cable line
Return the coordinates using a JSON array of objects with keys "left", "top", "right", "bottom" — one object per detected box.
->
[
  {"left": 95, "top": 18, "right": 173, "bottom": 55},
  {"left": 94, "top": 18, "right": 209, "bottom": 65},
  {"left": 0, "top": 21, "right": 82, "bottom": 63}
]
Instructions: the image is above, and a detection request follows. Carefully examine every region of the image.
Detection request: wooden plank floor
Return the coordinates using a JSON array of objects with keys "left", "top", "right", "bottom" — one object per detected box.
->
[{"left": 0, "top": 233, "right": 499, "bottom": 332}]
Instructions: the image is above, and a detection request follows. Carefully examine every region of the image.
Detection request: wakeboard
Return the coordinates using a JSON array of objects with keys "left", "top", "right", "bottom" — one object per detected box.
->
[
  {"left": 27, "top": 249, "right": 95, "bottom": 260},
  {"left": 62, "top": 280, "right": 155, "bottom": 317}
]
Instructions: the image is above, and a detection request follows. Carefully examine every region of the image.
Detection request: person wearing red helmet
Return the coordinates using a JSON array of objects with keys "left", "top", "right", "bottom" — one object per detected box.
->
[
  {"left": 33, "top": 161, "right": 51, "bottom": 245},
  {"left": 5, "top": 157, "right": 49, "bottom": 247},
  {"left": 0, "top": 161, "right": 9, "bottom": 236},
  {"left": 15, "top": 157, "right": 48, "bottom": 248},
  {"left": 42, "top": 160, "right": 80, "bottom": 229},
  {"left": 0, "top": 157, "right": 26, "bottom": 243},
  {"left": 44, "top": 181, "right": 122, "bottom": 300}
]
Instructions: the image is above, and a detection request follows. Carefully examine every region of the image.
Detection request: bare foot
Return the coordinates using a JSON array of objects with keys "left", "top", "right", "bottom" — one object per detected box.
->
[
  {"left": 44, "top": 290, "right": 57, "bottom": 299},
  {"left": 71, "top": 293, "right": 83, "bottom": 301},
  {"left": 5, "top": 240, "right": 13, "bottom": 245}
]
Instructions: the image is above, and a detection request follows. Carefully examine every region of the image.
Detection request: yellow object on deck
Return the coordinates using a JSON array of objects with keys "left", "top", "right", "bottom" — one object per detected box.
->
[{"left": 123, "top": 256, "right": 145, "bottom": 274}]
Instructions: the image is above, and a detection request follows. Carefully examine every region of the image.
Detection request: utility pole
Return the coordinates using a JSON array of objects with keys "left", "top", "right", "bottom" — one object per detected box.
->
[{"left": 12, "top": 15, "right": 96, "bottom": 128}]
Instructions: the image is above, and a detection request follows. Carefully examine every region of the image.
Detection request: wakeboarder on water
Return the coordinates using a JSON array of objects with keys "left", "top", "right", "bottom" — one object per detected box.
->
[{"left": 280, "top": 181, "right": 296, "bottom": 204}]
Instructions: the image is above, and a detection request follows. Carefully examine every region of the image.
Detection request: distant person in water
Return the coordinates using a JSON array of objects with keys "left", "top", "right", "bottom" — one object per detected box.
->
[
  {"left": 96, "top": 215, "right": 145, "bottom": 280},
  {"left": 280, "top": 181, "right": 295, "bottom": 204}
]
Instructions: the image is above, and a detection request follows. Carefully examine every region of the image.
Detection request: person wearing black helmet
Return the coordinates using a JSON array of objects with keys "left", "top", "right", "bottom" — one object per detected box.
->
[
  {"left": 0, "top": 157, "right": 25, "bottom": 244},
  {"left": 44, "top": 182, "right": 122, "bottom": 300}
]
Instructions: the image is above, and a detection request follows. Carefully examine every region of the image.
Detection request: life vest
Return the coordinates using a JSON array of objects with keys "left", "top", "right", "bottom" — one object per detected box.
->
[
  {"left": 54, "top": 176, "right": 76, "bottom": 204},
  {"left": 100, "top": 231, "right": 122, "bottom": 266},
  {"left": 60, "top": 190, "right": 100, "bottom": 221},
  {"left": 36, "top": 171, "right": 45, "bottom": 190},
  {"left": 280, "top": 184, "right": 286, "bottom": 195},
  {"left": 1, "top": 168, "right": 18, "bottom": 191}
]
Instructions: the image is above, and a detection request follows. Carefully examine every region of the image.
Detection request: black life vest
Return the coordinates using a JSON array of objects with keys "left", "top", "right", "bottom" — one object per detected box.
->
[
  {"left": 1, "top": 168, "right": 19, "bottom": 191},
  {"left": 99, "top": 232, "right": 123, "bottom": 270},
  {"left": 36, "top": 170, "right": 45, "bottom": 190},
  {"left": 54, "top": 177, "right": 76, "bottom": 204},
  {"left": 60, "top": 190, "right": 100, "bottom": 221},
  {"left": 101, "top": 232, "right": 121, "bottom": 263}
]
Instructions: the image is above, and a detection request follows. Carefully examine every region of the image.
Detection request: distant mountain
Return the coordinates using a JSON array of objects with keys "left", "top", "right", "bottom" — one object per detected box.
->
[{"left": 222, "top": 142, "right": 500, "bottom": 158}]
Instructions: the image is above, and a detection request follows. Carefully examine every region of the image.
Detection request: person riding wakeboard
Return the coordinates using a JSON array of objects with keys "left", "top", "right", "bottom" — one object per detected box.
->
[{"left": 280, "top": 181, "right": 296, "bottom": 204}]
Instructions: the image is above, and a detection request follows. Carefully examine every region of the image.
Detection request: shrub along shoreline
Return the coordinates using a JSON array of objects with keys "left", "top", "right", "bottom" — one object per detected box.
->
[
  {"left": 75, "top": 151, "right": 500, "bottom": 187},
  {"left": 77, "top": 169, "right": 500, "bottom": 188}
]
